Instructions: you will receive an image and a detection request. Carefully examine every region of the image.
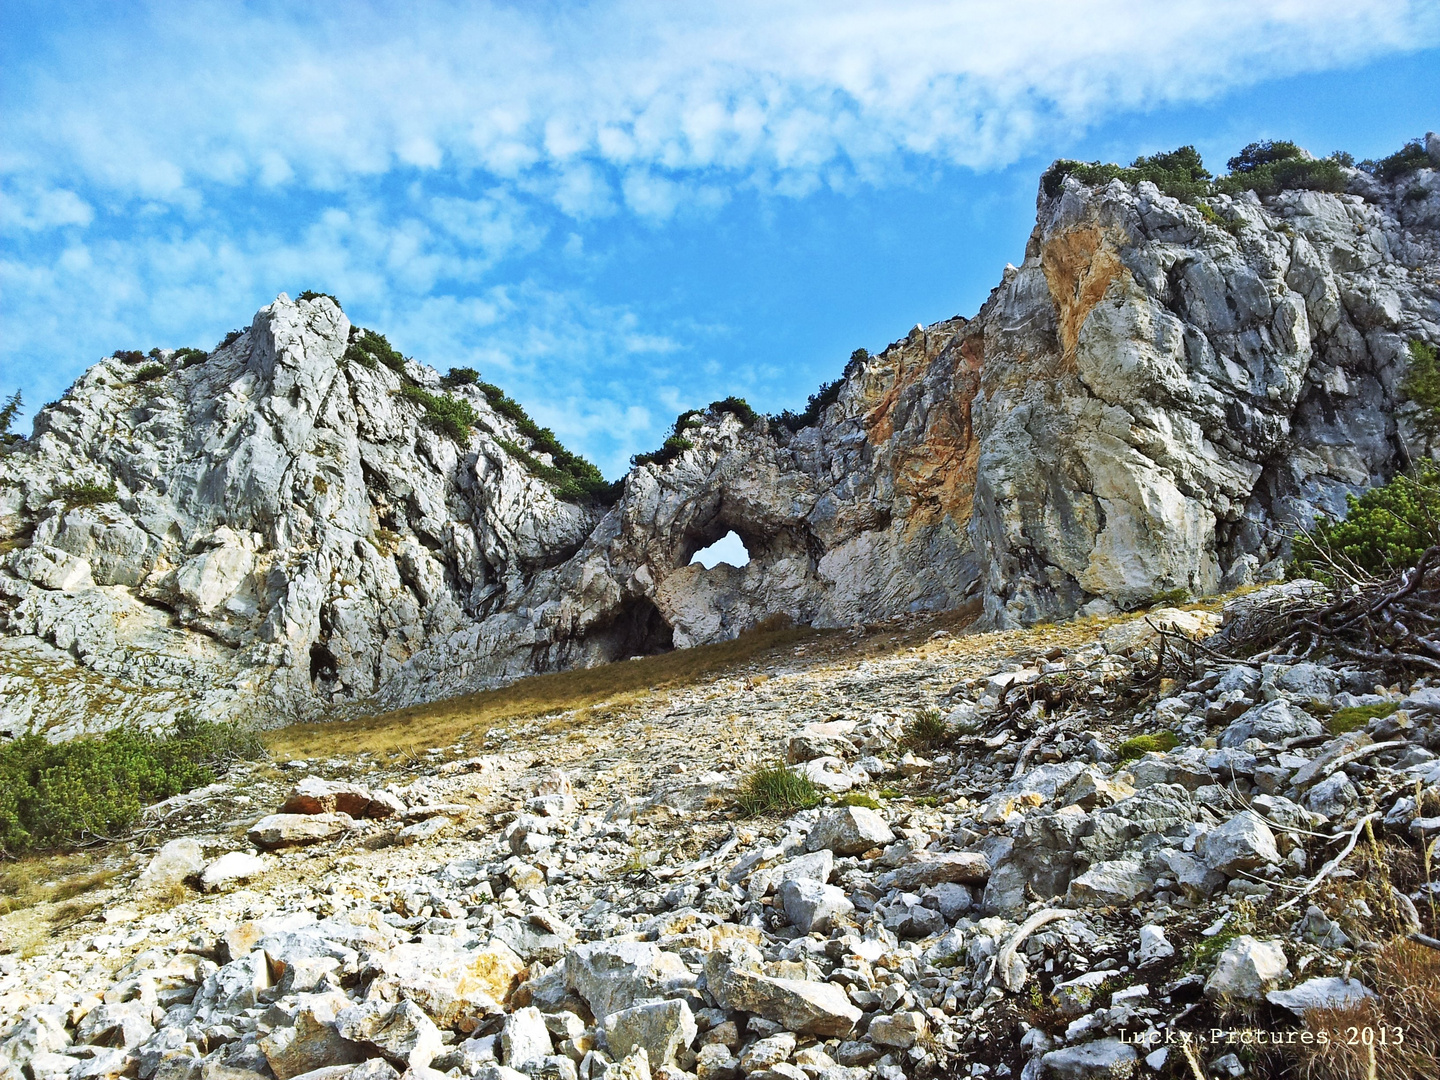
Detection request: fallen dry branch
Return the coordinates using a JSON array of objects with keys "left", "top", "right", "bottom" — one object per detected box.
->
[
  {"left": 1241, "top": 547, "right": 1440, "bottom": 677},
  {"left": 995, "top": 907, "right": 1075, "bottom": 990},
  {"left": 1279, "top": 813, "right": 1379, "bottom": 912}
]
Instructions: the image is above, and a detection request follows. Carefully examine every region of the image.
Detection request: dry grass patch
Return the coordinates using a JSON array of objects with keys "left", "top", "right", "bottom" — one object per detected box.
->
[
  {"left": 267, "top": 622, "right": 834, "bottom": 760},
  {"left": 0, "top": 850, "right": 119, "bottom": 916},
  {"left": 1286, "top": 939, "right": 1440, "bottom": 1080}
]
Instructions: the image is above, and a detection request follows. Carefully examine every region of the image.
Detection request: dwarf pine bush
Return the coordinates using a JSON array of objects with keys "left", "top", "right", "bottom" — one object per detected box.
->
[
  {"left": 1291, "top": 466, "right": 1440, "bottom": 580},
  {"left": 1042, "top": 145, "right": 1212, "bottom": 202},
  {"left": 345, "top": 330, "right": 407, "bottom": 375},
  {"left": 399, "top": 384, "right": 480, "bottom": 442},
  {"left": 1402, "top": 341, "right": 1440, "bottom": 434},
  {"left": 0, "top": 715, "right": 263, "bottom": 855}
]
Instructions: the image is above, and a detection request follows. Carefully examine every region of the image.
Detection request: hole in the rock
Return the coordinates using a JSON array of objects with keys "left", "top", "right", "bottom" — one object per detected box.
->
[
  {"left": 595, "top": 597, "right": 675, "bottom": 661},
  {"left": 690, "top": 530, "right": 751, "bottom": 569},
  {"left": 309, "top": 642, "right": 339, "bottom": 684}
]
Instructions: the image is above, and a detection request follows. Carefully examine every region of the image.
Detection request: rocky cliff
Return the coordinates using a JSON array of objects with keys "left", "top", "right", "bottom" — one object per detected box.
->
[{"left": 3, "top": 149, "right": 1439, "bottom": 736}]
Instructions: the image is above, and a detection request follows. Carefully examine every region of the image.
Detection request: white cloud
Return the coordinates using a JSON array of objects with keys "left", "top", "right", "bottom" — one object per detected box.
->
[
  {"left": 0, "top": 184, "right": 94, "bottom": 231},
  {"left": 3, "top": 0, "right": 1437, "bottom": 467},
  {"left": 5, "top": 1, "right": 1435, "bottom": 214}
]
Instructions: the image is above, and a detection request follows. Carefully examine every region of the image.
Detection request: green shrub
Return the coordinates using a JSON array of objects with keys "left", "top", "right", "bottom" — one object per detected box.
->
[
  {"left": 345, "top": 330, "right": 407, "bottom": 376},
  {"left": 632, "top": 412, "right": 705, "bottom": 467},
  {"left": 134, "top": 363, "right": 167, "bottom": 383},
  {"left": 710, "top": 396, "right": 758, "bottom": 425},
  {"left": 217, "top": 329, "right": 244, "bottom": 350},
  {"left": 736, "top": 764, "right": 822, "bottom": 816},
  {"left": 1117, "top": 731, "right": 1179, "bottom": 762},
  {"left": 777, "top": 380, "right": 843, "bottom": 432},
  {"left": 495, "top": 439, "right": 621, "bottom": 504},
  {"left": 172, "top": 348, "right": 207, "bottom": 368},
  {"left": 1327, "top": 702, "right": 1396, "bottom": 736},
  {"left": 1291, "top": 465, "right": 1440, "bottom": 581},
  {"left": 837, "top": 792, "right": 882, "bottom": 809},
  {"left": 1214, "top": 141, "right": 1347, "bottom": 197},
  {"left": 296, "top": 290, "right": 339, "bottom": 307},
  {"left": 399, "top": 384, "right": 479, "bottom": 442},
  {"left": 902, "top": 708, "right": 950, "bottom": 750},
  {"left": 1196, "top": 201, "right": 1244, "bottom": 237},
  {"left": 0, "top": 715, "right": 264, "bottom": 855},
  {"left": 1402, "top": 341, "right": 1440, "bottom": 434},
  {"left": 1226, "top": 140, "right": 1304, "bottom": 174},
  {"left": 1042, "top": 145, "right": 1212, "bottom": 202},
  {"left": 633, "top": 436, "right": 694, "bottom": 468},
  {"left": 441, "top": 366, "right": 479, "bottom": 389},
  {"left": 58, "top": 482, "right": 117, "bottom": 509},
  {"left": 473, "top": 381, "right": 614, "bottom": 502},
  {"left": 114, "top": 350, "right": 145, "bottom": 364},
  {"left": 1366, "top": 139, "right": 1432, "bottom": 182}
]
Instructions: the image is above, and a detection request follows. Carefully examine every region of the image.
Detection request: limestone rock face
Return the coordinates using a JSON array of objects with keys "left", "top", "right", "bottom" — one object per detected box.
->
[
  {"left": 3, "top": 161, "right": 1439, "bottom": 734},
  {"left": 971, "top": 170, "right": 1440, "bottom": 625}
]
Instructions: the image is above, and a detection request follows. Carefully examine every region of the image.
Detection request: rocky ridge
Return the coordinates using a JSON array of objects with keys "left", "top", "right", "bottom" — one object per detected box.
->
[
  {"left": 3, "top": 587, "right": 1440, "bottom": 1079},
  {"left": 3, "top": 147, "right": 1440, "bottom": 734}
]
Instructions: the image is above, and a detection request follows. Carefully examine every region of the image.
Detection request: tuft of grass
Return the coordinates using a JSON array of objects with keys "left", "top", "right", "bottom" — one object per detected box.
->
[
  {"left": 837, "top": 792, "right": 882, "bottom": 810},
  {"left": 1195, "top": 201, "right": 1243, "bottom": 236},
  {"left": 901, "top": 707, "right": 949, "bottom": 751},
  {"left": 0, "top": 852, "right": 118, "bottom": 917},
  {"left": 1117, "top": 731, "right": 1180, "bottom": 763},
  {"left": 736, "top": 764, "right": 822, "bottom": 816},
  {"left": 1328, "top": 701, "right": 1397, "bottom": 735}
]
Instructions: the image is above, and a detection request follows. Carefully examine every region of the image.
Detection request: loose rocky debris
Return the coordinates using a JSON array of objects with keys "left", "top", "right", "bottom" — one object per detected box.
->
[{"left": 4, "top": 586, "right": 1440, "bottom": 1079}]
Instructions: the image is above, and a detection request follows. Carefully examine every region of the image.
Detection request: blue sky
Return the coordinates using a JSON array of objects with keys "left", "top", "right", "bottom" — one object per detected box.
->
[{"left": 2, "top": 2, "right": 1438, "bottom": 478}]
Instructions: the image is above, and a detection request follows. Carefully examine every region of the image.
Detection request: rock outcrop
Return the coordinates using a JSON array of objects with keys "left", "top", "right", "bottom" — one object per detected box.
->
[{"left": 3, "top": 152, "right": 1439, "bottom": 734}]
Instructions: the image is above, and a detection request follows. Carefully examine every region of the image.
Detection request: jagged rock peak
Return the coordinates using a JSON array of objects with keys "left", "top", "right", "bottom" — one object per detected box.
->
[{"left": 3, "top": 155, "right": 1440, "bottom": 737}]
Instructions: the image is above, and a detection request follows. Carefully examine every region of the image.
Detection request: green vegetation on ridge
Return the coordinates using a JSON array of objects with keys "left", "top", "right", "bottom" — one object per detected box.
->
[{"left": 1044, "top": 133, "right": 1431, "bottom": 204}]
